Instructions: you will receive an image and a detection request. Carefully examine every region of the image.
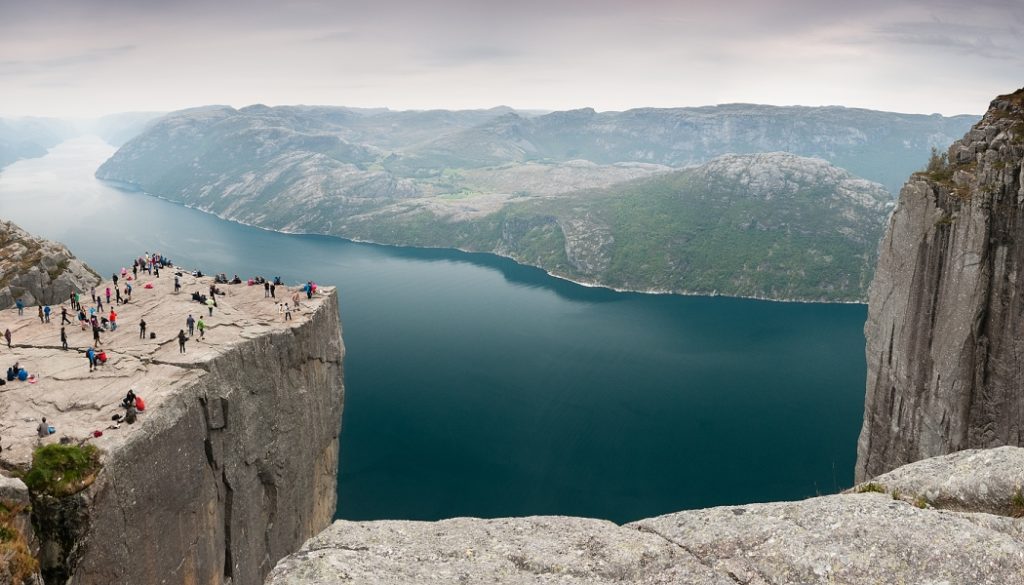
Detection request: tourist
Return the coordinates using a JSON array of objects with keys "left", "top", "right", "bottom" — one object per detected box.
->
[
  {"left": 206, "top": 298, "right": 215, "bottom": 317},
  {"left": 178, "top": 329, "right": 187, "bottom": 353},
  {"left": 270, "top": 283, "right": 276, "bottom": 298},
  {"left": 60, "top": 326, "right": 67, "bottom": 350},
  {"left": 116, "top": 287, "right": 122, "bottom": 304},
  {"left": 264, "top": 281, "right": 270, "bottom": 297},
  {"left": 112, "top": 272, "right": 118, "bottom": 286},
  {"left": 97, "top": 297, "right": 104, "bottom": 313},
  {"left": 197, "top": 317, "right": 206, "bottom": 339},
  {"left": 139, "top": 318, "right": 147, "bottom": 339},
  {"left": 132, "top": 264, "right": 138, "bottom": 279},
  {"left": 3, "top": 328, "right": 10, "bottom": 348},
  {"left": 106, "top": 287, "right": 112, "bottom": 304},
  {"left": 86, "top": 347, "right": 96, "bottom": 371},
  {"left": 37, "top": 417, "right": 50, "bottom": 438},
  {"left": 90, "top": 286, "right": 96, "bottom": 303},
  {"left": 92, "top": 324, "right": 101, "bottom": 347},
  {"left": 186, "top": 314, "right": 195, "bottom": 337},
  {"left": 61, "top": 306, "right": 70, "bottom": 325},
  {"left": 292, "top": 290, "right": 301, "bottom": 309},
  {"left": 174, "top": 275, "right": 180, "bottom": 294},
  {"left": 43, "top": 305, "right": 51, "bottom": 323},
  {"left": 285, "top": 303, "right": 292, "bottom": 321},
  {"left": 15, "top": 298, "right": 24, "bottom": 316},
  {"left": 68, "top": 291, "right": 76, "bottom": 311},
  {"left": 109, "top": 309, "right": 118, "bottom": 331},
  {"left": 306, "top": 281, "right": 313, "bottom": 299},
  {"left": 122, "top": 388, "right": 136, "bottom": 408},
  {"left": 154, "top": 264, "right": 159, "bottom": 278},
  {"left": 37, "top": 305, "right": 44, "bottom": 324}
]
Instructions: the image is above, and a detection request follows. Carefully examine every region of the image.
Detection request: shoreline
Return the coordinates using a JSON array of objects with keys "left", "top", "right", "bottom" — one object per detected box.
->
[{"left": 97, "top": 176, "right": 868, "bottom": 307}]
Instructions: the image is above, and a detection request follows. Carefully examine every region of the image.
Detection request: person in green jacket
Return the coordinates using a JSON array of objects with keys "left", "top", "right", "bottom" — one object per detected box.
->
[{"left": 197, "top": 317, "right": 206, "bottom": 339}]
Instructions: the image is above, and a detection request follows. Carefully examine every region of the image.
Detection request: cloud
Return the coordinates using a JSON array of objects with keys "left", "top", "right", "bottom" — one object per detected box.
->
[{"left": 0, "top": 45, "right": 137, "bottom": 76}]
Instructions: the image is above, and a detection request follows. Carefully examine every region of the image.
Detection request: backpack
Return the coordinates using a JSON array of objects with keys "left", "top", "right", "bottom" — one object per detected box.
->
[{"left": 135, "top": 396, "right": 146, "bottom": 411}]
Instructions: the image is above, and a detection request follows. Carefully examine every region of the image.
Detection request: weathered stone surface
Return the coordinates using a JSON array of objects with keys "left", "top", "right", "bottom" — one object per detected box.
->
[
  {"left": 266, "top": 516, "right": 734, "bottom": 585},
  {"left": 269, "top": 487, "right": 1024, "bottom": 584},
  {"left": 853, "top": 446, "right": 1024, "bottom": 516},
  {"left": 1, "top": 267, "right": 344, "bottom": 585},
  {"left": 0, "top": 220, "right": 100, "bottom": 310},
  {"left": 632, "top": 494, "right": 1024, "bottom": 585},
  {"left": 856, "top": 88, "right": 1024, "bottom": 481}
]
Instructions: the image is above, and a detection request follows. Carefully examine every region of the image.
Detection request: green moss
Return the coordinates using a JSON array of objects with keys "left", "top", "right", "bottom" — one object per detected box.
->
[
  {"left": 22, "top": 444, "right": 101, "bottom": 497},
  {"left": 914, "top": 495, "right": 930, "bottom": 509},
  {"left": 856, "top": 482, "right": 886, "bottom": 494}
]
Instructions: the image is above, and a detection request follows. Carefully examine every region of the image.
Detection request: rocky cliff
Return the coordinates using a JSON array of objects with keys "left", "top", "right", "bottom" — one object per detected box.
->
[
  {"left": 856, "top": 88, "right": 1024, "bottom": 481},
  {"left": 268, "top": 446, "right": 1024, "bottom": 584},
  {"left": 0, "top": 220, "right": 100, "bottom": 310},
  {"left": 0, "top": 265, "right": 344, "bottom": 585}
]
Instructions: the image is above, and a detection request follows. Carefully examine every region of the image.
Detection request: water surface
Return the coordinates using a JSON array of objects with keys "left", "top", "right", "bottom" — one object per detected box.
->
[{"left": 0, "top": 137, "right": 868, "bottom": 523}]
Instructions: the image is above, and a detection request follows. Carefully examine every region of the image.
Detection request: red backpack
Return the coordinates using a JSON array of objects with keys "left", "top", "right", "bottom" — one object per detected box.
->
[{"left": 135, "top": 396, "right": 146, "bottom": 411}]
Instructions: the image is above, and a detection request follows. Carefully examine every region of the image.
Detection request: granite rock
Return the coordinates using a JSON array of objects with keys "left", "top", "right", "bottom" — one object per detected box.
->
[{"left": 856, "top": 88, "right": 1024, "bottom": 480}]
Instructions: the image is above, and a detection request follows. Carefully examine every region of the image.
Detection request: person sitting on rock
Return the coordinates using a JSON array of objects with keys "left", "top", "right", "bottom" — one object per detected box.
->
[
  {"left": 122, "top": 389, "right": 136, "bottom": 409},
  {"left": 37, "top": 417, "right": 50, "bottom": 438}
]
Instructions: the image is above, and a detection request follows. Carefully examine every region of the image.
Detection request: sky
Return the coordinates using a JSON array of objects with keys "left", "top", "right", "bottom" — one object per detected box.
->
[{"left": 1, "top": 0, "right": 1022, "bottom": 118}]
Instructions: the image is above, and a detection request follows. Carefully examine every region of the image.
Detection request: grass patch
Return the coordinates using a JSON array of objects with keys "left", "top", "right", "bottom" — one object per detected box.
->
[
  {"left": 22, "top": 444, "right": 101, "bottom": 497},
  {"left": 1011, "top": 488, "right": 1024, "bottom": 518},
  {"left": 0, "top": 501, "right": 39, "bottom": 581},
  {"left": 914, "top": 495, "right": 930, "bottom": 509},
  {"left": 891, "top": 489, "right": 901, "bottom": 501},
  {"left": 856, "top": 482, "right": 887, "bottom": 494}
]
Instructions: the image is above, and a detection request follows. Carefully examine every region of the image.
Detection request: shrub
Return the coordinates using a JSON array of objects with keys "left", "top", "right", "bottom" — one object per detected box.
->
[
  {"left": 22, "top": 444, "right": 101, "bottom": 497},
  {"left": 914, "top": 495, "right": 930, "bottom": 509},
  {"left": 856, "top": 482, "right": 886, "bottom": 494}
]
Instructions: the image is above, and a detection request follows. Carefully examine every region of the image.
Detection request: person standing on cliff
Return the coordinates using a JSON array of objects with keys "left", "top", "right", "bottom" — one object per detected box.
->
[
  {"left": 37, "top": 305, "right": 44, "bottom": 324},
  {"left": 61, "top": 305, "right": 70, "bottom": 325},
  {"left": 139, "top": 318, "right": 146, "bottom": 339},
  {"left": 284, "top": 303, "right": 292, "bottom": 321},
  {"left": 178, "top": 329, "right": 187, "bottom": 353},
  {"left": 186, "top": 314, "right": 195, "bottom": 337},
  {"left": 197, "top": 317, "right": 206, "bottom": 339},
  {"left": 4, "top": 328, "right": 11, "bottom": 348},
  {"left": 43, "top": 305, "right": 51, "bottom": 323},
  {"left": 264, "top": 281, "right": 270, "bottom": 297},
  {"left": 109, "top": 309, "right": 117, "bottom": 331},
  {"left": 174, "top": 275, "right": 181, "bottom": 294},
  {"left": 112, "top": 272, "right": 118, "bottom": 287},
  {"left": 15, "top": 298, "right": 24, "bottom": 316},
  {"left": 60, "top": 326, "right": 67, "bottom": 350},
  {"left": 270, "top": 283, "right": 276, "bottom": 299}
]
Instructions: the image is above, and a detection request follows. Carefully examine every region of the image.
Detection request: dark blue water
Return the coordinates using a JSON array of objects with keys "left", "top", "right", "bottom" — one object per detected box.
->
[{"left": 0, "top": 138, "right": 867, "bottom": 523}]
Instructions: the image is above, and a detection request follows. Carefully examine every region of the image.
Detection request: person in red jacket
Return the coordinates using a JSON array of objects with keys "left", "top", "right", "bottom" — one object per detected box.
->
[{"left": 109, "top": 309, "right": 118, "bottom": 331}]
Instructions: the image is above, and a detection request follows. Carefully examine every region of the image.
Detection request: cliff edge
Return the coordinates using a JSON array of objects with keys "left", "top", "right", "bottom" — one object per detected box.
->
[
  {"left": 856, "top": 88, "right": 1024, "bottom": 481},
  {"left": 269, "top": 447, "right": 1024, "bottom": 585},
  {"left": 0, "top": 266, "right": 345, "bottom": 585}
]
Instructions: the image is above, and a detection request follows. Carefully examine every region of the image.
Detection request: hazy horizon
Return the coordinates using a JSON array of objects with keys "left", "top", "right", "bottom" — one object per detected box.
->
[{"left": 2, "top": 0, "right": 1022, "bottom": 118}]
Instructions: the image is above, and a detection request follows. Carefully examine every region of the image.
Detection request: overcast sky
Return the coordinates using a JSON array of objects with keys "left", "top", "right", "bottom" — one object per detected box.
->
[{"left": 1, "top": 0, "right": 1022, "bottom": 117}]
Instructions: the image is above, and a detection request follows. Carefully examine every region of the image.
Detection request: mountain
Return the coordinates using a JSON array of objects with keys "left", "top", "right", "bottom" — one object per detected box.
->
[
  {"left": 0, "top": 117, "right": 78, "bottom": 169},
  {"left": 856, "top": 88, "right": 1024, "bottom": 480},
  {"left": 398, "top": 105, "right": 977, "bottom": 192},
  {"left": 82, "top": 111, "right": 166, "bottom": 146},
  {"left": 338, "top": 153, "right": 892, "bottom": 301},
  {"left": 95, "top": 102, "right": 972, "bottom": 300}
]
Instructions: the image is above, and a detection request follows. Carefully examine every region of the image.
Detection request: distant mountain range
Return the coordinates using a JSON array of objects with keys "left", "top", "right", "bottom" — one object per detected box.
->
[
  {"left": 0, "top": 112, "right": 164, "bottom": 170},
  {"left": 94, "top": 103, "right": 978, "bottom": 300}
]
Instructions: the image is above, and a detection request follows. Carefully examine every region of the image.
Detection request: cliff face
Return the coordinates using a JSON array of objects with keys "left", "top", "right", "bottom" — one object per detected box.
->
[
  {"left": 856, "top": 89, "right": 1024, "bottom": 481},
  {"left": 35, "top": 291, "right": 345, "bottom": 585},
  {"left": 0, "top": 220, "right": 100, "bottom": 309},
  {"left": 268, "top": 447, "right": 1024, "bottom": 585}
]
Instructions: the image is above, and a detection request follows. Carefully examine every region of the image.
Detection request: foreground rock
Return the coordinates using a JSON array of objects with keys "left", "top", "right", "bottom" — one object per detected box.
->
[
  {"left": 270, "top": 449, "right": 1024, "bottom": 584},
  {"left": 0, "top": 269, "right": 345, "bottom": 585},
  {"left": 856, "top": 88, "right": 1024, "bottom": 480},
  {"left": 0, "top": 220, "right": 100, "bottom": 310}
]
